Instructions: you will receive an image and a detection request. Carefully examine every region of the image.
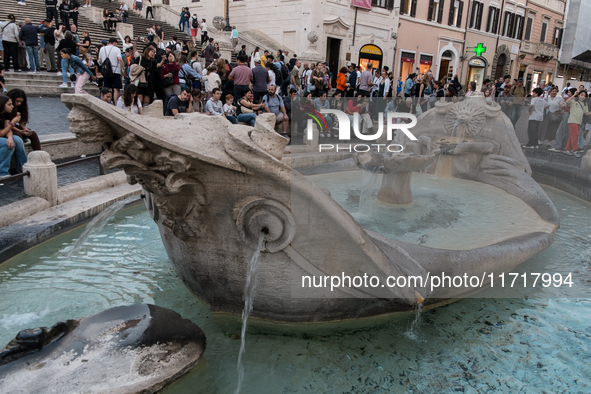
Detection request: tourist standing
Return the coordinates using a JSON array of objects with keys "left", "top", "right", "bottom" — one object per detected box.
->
[
  {"left": 1, "top": 15, "right": 20, "bottom": 73},
  {"left": 161, "top": 51, "right": 181, "bottom": 96},
  {"left": 510, "top": 78, "right": 527, "bottom": 126},
  {"left": 45, "top": 0, "right": 59, "bottom": 23},
  {"left": 229, "top": 55, "right": 252, "bottom": 103},
  {"left": 522, "top": 88, "right": 549, "bottom": 149},
  {"left": 59, "top": 0, "right": 72, "bottom": 31},
  {"left": 231, "top": 27, "right": 239, "bottom": 53},
  {"left": 290, "top": 60, "right": 301, "bottom": 97},
  {"left": 145, "top": 0, "right": 154, "bottom": 19},
  {"left": 252, "top": 59, "right": 269, "bottom": 103},
  {"left": 99, "top": 37, "right": 124, "bottom": 103},
  {"left": 19, "top": 18, "right": 42, "bottom": 74},
  {"left": 200, "top": 19, "right": 208, "bottom": 47},
  {"left": 70, "top": 0, "right": 80, "bottom": 29},
  {"left": 539, "top": 87, "right": 566, "bottom": 145},
  {"left": 358, "top": 64, "right": 373, "bottom": 97},
  {"left": 564, "top": 90, "right": 591, "bottom": 157},
  {"left": 189, "top": 13, "right": 199, "bottom": 46}
]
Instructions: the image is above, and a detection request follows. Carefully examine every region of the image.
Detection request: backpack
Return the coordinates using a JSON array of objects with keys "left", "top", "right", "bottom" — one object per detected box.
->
[
  {"left": 100, "top": 48, "right": 114, "bottom": 79},
  {"left": 270, "top": 63, "right": 282, "bottom": 86},
  {"left": 424, "top": 84, "right": 432, "bottom": 95},
  {"left": 280, "top": 63, "right": 289, "bottom": 82},
  {"left": 180, "top": 64, "right": 195, "bottom": 84},
  {"left": 410, "top": 83, "right": 420, "bottom": 97},
  {"left": 191, "top": 18, "right": 199, "bottom": 29},
  {"left": 167, "top": 42, "right": 177, "bottom": 52}
]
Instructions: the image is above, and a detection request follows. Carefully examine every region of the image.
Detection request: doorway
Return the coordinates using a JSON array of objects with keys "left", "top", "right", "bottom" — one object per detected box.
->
[
  {"left": 494, "top": 54, "right": 506, "bottom": 80},
  {"left": 438, "top": 50, "right": 453, "bottom": 82},
  {"left": 326, "top": 37, "right": 341, "bottom": 86}
]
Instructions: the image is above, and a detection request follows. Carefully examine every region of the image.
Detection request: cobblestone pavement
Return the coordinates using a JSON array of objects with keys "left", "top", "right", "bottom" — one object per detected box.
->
[{"left": 27, "top": 97, "right": 72, "bottom": 136}]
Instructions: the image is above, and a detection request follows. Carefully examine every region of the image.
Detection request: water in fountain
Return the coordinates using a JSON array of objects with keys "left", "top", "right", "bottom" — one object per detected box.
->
[
  {"left": 235, "top": 231, "right": 266, "bottom": 394},
  {"left": 1, "top": 187, "right": 591, "bottom": 393},
  {"left": 44, "top": 197, "right": 138, "bottom": 309},
  {"left": 359, "top": 168, "right": 379, "bottom": 211}
]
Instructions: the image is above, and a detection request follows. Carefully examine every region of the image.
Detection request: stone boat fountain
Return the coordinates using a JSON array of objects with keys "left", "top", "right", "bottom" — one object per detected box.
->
[{"left": 61, "top": 94, "right": 559, "bottom": 326}]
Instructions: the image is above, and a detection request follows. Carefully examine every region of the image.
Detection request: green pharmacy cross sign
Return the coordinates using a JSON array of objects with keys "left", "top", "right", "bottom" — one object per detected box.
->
[{"left": 474, "top": 43, "right": 487, "bottom": 56}]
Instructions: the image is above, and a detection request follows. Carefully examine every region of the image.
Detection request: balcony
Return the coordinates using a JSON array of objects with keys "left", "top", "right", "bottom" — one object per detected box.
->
[{"left": 534, "top": 42, "right": 558, "bottom": 61}]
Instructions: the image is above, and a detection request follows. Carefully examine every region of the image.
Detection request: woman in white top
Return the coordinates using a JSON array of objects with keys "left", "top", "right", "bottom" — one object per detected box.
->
[
  {"left": 539, "top": 86, "right": 566, "bottom": 145},
  {"left": 250, "top": 46, "right": 260, "bottom": 69},
  {"left": 116, "top": 85, "right": 143, "bottom": 114},
  {"left": 204, "top": 65, "right": 221, "bottom": 99},
  {"left": 266, "top": 62, "right": 275, "bottom": 91}
]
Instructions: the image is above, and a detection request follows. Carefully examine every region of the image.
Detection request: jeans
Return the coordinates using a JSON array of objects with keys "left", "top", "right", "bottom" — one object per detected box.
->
[
  {"left": 0, "top": 136, "right": 27, "bottom": 176},
  {"left": 178, "top": 16, "right": 184, "bottom": 31},
  {"left": 46, "top": 7, "right": 58, "bottom": 23},
  {"left": 237, "top": 113, "right": 257, "bottom": 127},
  {"left": 185, "top": 21, "right": 191, "bottom": 36},
  {"left": 579, "top": 124, "right": 586, "bottom": 150},
  {"left": 61, "top": 58, "right": 74, "bottom": 83},
  {"left": 511, "top": 105, "right": 523, "bottom": 127},
  {"left": 226, "top": 115, "right": 238, "bottom": 124},
  {"left": 26, "top": 45, "right": 40, "bottom": 71}
]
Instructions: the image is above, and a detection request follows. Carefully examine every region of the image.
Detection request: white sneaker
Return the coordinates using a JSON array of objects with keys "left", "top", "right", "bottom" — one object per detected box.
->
[
  {"left": 28, "top": 71, "right": 36, "bottom": 74},
  {"left": 320, "top": 133, "right": 325, "bottom": 137},
  {"left": 59, "top": 83, "right": 69, "bottom": 88},
  {"left": 57, "top": 72, "right": 62, "bottom": 76},
  {"left": 35, "top": 70, "right": 40, "bottom": 74},
  {"left": 70, "top": 83, "right": 75, "bottom": 88}
]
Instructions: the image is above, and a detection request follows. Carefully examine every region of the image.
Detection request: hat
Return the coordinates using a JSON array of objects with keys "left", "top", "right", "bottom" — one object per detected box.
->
[
  {"left": 293, "top": 54, "right": 297, "bottom": 57},
  {"left": 108, "top": 37, "right": 118, "bottom": 44},
  {"left": 101, "top": 39, "right": 108, "bottom": 45},
  {"left": 518, "top": 78, "right": 524, "bottom": 82},
  {"left": 7, "top": 14, "right": 15, "bottom": 21},
  {"left": 504, "top": 84, "right": 512, "bottom": 89}
]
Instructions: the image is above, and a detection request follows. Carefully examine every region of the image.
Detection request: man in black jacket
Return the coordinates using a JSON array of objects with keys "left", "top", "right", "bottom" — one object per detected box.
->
[
  {"left": 70, "top": 0, "right": 80, "bottom": 29},
  {"left": 19, "top": 18, "right": 43, "bottom": 73},
  {"left": 45, "top": 0, "right": 59, "bottom": 24},
  {"left": 42, "top": 20, "right": 57, "bottom": 71},
  {"left": 346, "top": 64, "right": 357, "bottom": 97},
  {"left": 59, "top": 0, "right": 71, "bottom": 31}
]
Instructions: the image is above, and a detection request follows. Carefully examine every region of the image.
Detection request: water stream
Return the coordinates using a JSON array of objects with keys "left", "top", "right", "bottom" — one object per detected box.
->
[
  {"left": 405, "top": 303, "right": 423, "bottom": 341},
  {"left": 359, "top": 169, "right": 379, "bottom": 211},
  {"left": 234, "top": 231, "right": 266, "bottom": 394},
  {"left": 44, "top": 197, "right": 137, "bottom": 310}
]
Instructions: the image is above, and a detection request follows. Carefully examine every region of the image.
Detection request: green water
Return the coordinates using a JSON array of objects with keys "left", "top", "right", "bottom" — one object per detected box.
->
[{"left": 1, "top": 187, "right": 590, "bottom": 393}]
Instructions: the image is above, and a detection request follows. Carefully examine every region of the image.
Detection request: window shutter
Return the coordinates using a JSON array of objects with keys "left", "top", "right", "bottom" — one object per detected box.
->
[
  {"left": 386, "top": 0, "right": 394, "bottom": 11},
  {"left": 491, "top": 8, "right": 499, "bottom": 34},
  {"left": 557, "top": 28, "right": 563, "bottom": 48},
  {"left": 410, "top": 0, "right": 418, "bottom": 17},
  {"left": 475, "top": 2, "right": 483, "bottom": 30},
  {"left": 428, "top": 0, "right": 434, "bottom": 21},
  {"left": 486, "top": 6, "right": 492, "bottom": 32},
  {"left": 516, "top": 16, "right": 524, "bottom": 40},
  {"left": 438, "top": 0, "right": 445, "bottom": 23},
  {"left": 448, "top": 0, "right": 455, "bottom": 25},
  {"left": 524, "top": 17, "right": 532, "bottom": 40},
  {"left": 400, "top": 0, "right": 407, "bottom": 14},
  {"left": 469, "top": 1, "right": 477, "bottom": 28},
  {"left": 540, "top": 22, "right": 547, "bottom": 42},
  {"left": 456, "top": 1, "right": 463, "bottom": 28}
]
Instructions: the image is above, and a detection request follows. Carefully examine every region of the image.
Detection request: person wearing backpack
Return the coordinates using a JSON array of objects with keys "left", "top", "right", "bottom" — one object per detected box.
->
[
  {"left": 404, "top": 73, "right": 416, "bottom": 97},
  {"left": 189, "top": 14, "right": 199, "bottom": 46},
  {"left": 99, "top": 37, "right": 124, "bottom": 103},
  {"left": 178, "top": 54, "right": 200, "bottom": 90},
  {"left": 509, "top": 78, "right": 527, "bottom": 126}
]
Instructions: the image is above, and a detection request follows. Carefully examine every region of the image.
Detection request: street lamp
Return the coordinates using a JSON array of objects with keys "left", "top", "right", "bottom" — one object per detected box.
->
[{"left": 223, "top": 0, "right": 231, "bottom": 31}]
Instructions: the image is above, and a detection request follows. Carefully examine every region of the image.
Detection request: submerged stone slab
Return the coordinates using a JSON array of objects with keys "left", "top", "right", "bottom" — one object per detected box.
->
[{"left": 0, "top": 304, "right": 206, "bottom": 394}]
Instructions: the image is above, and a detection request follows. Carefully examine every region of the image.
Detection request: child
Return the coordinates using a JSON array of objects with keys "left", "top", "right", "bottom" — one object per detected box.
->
[
  {"left": 523, "top": 88, "right": 549, "bottom": 149},
  {"left": 224, "top": 94, "right": 237, "bottom": 123}
]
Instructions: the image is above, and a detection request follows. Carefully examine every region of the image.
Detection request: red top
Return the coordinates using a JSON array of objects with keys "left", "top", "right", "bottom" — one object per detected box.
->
[
  {"left": 161, "top": 62, "right": 181, "bottom": 84},
  {"left": 346, "top": 99, "right": 363, "bottom": 114}
]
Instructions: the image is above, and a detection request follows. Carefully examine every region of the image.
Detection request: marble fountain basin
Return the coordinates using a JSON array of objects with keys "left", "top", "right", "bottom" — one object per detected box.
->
[{"left": 61, "top": 94, "right": 559, "bottom": 327}]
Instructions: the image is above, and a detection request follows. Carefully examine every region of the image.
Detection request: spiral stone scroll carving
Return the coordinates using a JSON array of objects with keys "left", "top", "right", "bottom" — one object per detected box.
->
[
  {"left": 235, "top": 198, "right": 296, "bottom": 253},
  {"left": 66, "top": 107, "right": 113, "bottom": 143}
]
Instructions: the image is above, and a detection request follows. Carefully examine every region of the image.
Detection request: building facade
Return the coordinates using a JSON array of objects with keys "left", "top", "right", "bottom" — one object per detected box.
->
[
  {"left": 517, "top": 0, "right": 565, "bottom": 92},
  {"left": 155, "top": 0, "right": 399, "bottom": 81},
  {"left": 555, "top": 0, "right": 591, "bottom": 90},
  {"left": 395, "top": 0, "right": 467, "bottom": 85},
  {"left": 458, "top": 0, "right": 527, "bottom": 91}
]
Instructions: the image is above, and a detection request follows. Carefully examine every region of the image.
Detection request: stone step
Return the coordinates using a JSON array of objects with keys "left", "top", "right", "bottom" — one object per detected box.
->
[
  {"left": 5, "top": 71, "right": 67, "bottom": 81},
  {"left": 3, "top": 85, "right": 100, "bottom": 97}
]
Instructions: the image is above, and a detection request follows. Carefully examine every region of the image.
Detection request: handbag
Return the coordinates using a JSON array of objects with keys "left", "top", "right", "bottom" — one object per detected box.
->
[
  {"left": 163, "top": 76, "right": 174, "bottom": 87},
  {"left": 548, "top": 111, "right": 562, "bottom": 122}
]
